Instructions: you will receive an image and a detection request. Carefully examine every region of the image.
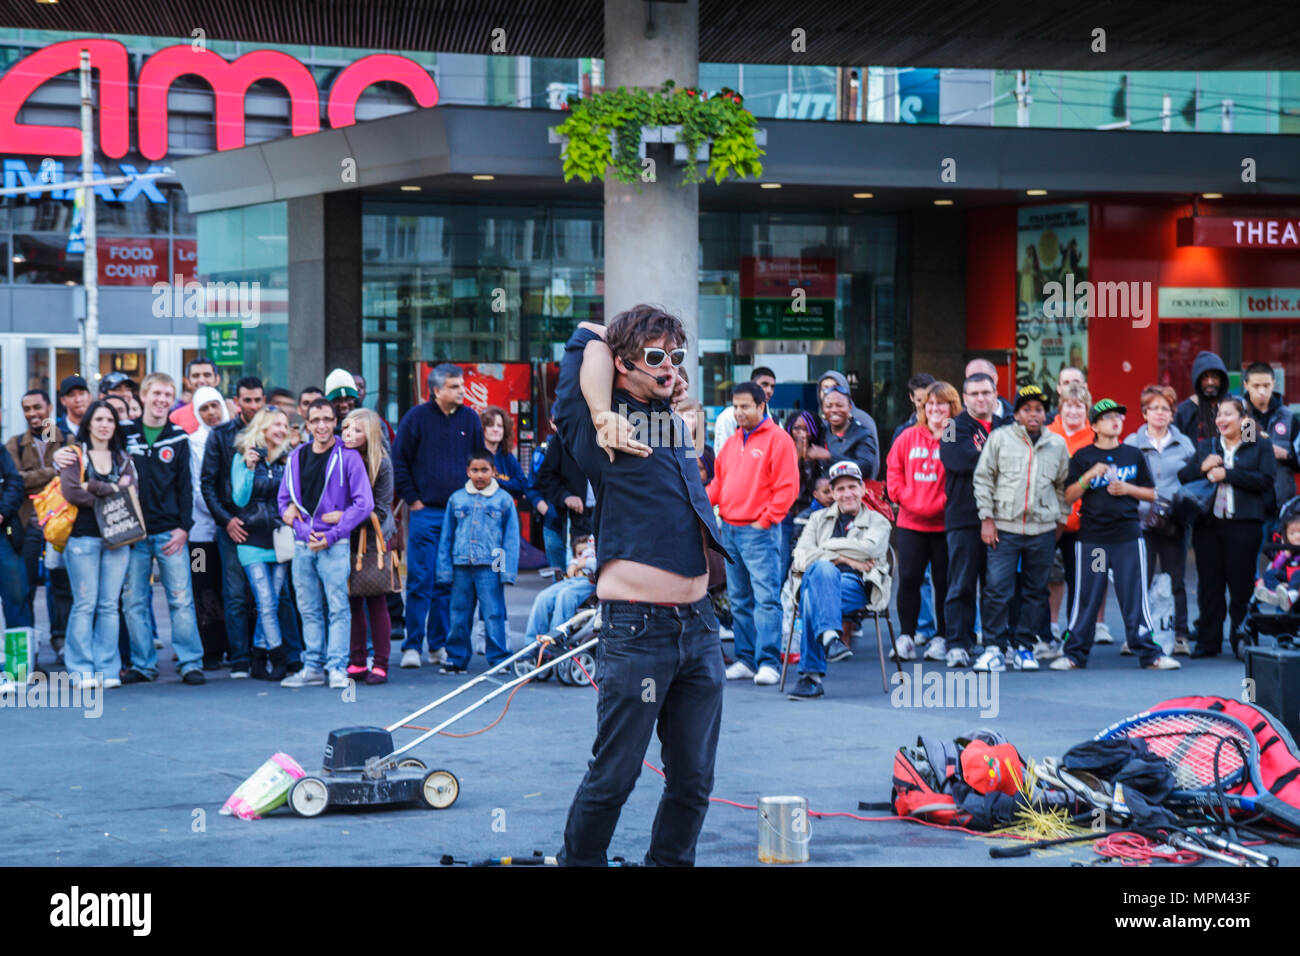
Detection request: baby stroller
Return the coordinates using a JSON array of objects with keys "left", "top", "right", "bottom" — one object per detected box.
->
[
  {"left": 511, "top": 567, "right": 600, "bottom": 686},
  {"left": 1238, "top": 496, "right": 1300, "bottom": 655}
]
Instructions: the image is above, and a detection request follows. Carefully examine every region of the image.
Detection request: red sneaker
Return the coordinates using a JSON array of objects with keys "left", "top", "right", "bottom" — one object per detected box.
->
[{"left": 364, "top": 667, "right": 388, "bottom": 685}]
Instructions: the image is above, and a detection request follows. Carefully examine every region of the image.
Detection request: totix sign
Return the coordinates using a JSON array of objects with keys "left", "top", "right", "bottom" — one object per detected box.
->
[
  {"left": 0, "top": 39, "right": 440, "bottom": 160},
  {"left": 739, "top": 256, "right": 837, "bottom": 339}
]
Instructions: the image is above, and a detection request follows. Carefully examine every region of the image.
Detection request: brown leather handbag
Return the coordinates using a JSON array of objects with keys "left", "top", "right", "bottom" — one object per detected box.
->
[{"left": 348, "top": 513, "right": 399, "bottom": 596}]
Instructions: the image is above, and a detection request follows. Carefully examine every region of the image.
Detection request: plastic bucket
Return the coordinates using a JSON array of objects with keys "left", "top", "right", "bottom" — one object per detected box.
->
[{"left": 757, "top": 794, "right": 810, "bottom": 864}]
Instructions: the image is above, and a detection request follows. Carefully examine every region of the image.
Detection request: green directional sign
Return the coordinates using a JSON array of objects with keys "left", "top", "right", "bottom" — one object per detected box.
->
[
  {"left": 205, "top": 323, "right": 243, "bottom": 365},
  {"left": 739, "top": 297, "right": 836, "bottom": 339}
]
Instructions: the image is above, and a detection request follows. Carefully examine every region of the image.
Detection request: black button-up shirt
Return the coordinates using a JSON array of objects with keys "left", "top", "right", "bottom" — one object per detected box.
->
[{"left": 553, "top": 327, "right": 730, "bottom": 578}]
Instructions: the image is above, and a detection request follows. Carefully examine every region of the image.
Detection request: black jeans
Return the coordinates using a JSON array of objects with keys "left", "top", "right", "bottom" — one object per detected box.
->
[
  {"left": 1143, "top": 525, "right": 1189, "bottom": 637},
  {"left": 895, "top": 527, "right": 948, "bottom": 636},
  {"left": 23, "top": 522, "right": 71, "bottom": 653},
  {"left": 559, "top": 596, "right": 725, "bottom": 867},
  {"left": 943, "top": 526, "right": 986, "bottom": 652},
  {"left": 1192, "top": 518, "right": 1260, "bottom": 652}
]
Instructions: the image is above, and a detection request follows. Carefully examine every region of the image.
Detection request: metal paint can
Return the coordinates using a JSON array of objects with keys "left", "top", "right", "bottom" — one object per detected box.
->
[{"left": 757, "top": 795, "right": 810, "bottom": 864}]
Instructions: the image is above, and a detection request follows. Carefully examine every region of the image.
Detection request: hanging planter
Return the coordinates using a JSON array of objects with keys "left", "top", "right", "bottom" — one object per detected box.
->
[{"left": 551, "top": 80, "right": 765, "bottom": 186}]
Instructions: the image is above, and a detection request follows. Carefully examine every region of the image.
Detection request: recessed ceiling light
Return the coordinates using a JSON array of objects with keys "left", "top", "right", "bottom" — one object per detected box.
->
[
  {"left": 1202, "top": 192, "right": 1223, "bottom": 199},
  {"left": 36, "top": 0, "right": 58, "bottom": 5},
  {"left": 933, "top": 199, "right": 954, "bottom": 206},
  {"left": 400, "top": 185, "right": 421, "bottom": 192},
  {"left": 1026, "top": 189, "right": 1048, "bottom": 196},
  {"left": 852, "top": 192, "right": 874, "bottom": 199},
  {"left": 760, "top": 183, "right": 782, "bottom": 189},
  {"left": 471, "top": 175, "right": 495, "bottom": 181},
  {"left": 64, "top": 280, "right": 76, "bottom": 285}
]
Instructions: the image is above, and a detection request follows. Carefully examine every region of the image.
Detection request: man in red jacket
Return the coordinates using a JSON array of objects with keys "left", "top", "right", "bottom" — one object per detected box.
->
[{"left": 707, "top": 382, "right": 799, "bottom": 685}]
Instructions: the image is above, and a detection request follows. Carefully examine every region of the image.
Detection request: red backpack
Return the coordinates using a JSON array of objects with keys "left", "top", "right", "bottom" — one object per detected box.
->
[
  {"left": 1149, "top": 695, "right": 1300, "bottom": 827},
  {"left": 889, "top": 732, "right": 1027, "bottom": 828}
]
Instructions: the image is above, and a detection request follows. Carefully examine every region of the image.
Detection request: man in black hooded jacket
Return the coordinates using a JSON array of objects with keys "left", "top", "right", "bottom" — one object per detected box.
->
[{"left": 1174, "top": 350, "right": 1229, "bottom": 445}]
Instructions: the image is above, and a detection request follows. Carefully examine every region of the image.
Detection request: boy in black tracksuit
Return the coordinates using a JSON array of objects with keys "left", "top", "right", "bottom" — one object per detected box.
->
[{"left": 1055, "top": 399, "right": 1176, "bottom": 670}]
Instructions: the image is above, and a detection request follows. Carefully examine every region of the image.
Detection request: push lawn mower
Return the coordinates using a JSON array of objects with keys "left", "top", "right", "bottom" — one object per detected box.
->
[{"left": 287, "top": 609, "right": 600, "bottom": 818}]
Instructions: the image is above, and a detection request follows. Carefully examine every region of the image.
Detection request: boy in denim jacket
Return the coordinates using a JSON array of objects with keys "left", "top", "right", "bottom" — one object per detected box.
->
[{"left": 437, "top": 450, "right": 520, "bottom": 673}]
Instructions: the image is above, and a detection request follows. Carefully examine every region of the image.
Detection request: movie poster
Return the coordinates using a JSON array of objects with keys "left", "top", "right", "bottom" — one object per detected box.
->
[{"left": 1015, "top": 204, "right": 1089, "bottom": 406}]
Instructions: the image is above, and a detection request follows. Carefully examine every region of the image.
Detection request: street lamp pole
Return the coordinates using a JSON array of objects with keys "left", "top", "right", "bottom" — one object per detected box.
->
[{"left": 79, "top": 49, "right": 99, "bottom": 386}]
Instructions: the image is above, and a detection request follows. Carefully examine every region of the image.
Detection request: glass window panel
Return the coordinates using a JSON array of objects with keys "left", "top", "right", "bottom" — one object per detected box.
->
[{"left": 13, "top": 235, "right": 79, "bottom": 284}]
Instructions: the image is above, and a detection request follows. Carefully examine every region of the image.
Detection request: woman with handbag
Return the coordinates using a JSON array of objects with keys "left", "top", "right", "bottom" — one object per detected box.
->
[
  {"left": 230, "top": 407, "right": 294, "bottom": 681},
  {"left": 339, "top": 409, "right": 396, "bottom": 685},
  {"left": 59, "top": 400, "right": 139, "bottom": 689},
  {"left": 1124, "top": 385, "right": 1196, "bottom": 655},
  {"left": 1177, "top": 395, "right": 1278, "bottom": 658}
]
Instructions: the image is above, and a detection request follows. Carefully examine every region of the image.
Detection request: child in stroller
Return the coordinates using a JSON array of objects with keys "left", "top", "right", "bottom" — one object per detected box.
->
[{"left": 1254, "top": 504, "right": 1300, "bottom": 612}]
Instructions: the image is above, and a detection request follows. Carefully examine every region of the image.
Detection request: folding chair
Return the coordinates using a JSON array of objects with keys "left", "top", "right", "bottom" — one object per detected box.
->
[{"left": 778, "top": 546, "right": 901, "bottom": 693}]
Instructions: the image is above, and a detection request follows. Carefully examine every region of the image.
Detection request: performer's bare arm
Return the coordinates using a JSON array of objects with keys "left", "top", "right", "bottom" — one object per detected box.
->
[
  {"left": 577, "top": 323, "right": 651, "bottom": 462},
  {"left": 574, "top": 322, "right": 707, "bottom": 604}
]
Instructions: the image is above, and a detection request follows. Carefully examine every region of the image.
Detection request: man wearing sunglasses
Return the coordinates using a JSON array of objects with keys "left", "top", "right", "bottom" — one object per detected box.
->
[{"left": 552, "top": 305, "right": 731, "bottom": 868}]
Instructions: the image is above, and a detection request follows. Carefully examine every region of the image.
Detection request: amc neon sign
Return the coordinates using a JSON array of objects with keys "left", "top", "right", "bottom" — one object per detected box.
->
[{"left": 0, "top": 39, "right": 441, "bottom": 159}]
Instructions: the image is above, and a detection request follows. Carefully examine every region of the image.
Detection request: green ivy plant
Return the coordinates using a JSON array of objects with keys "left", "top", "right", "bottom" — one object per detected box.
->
[{"left": 554, "top": 80, "right": 765, "bottom": 186}]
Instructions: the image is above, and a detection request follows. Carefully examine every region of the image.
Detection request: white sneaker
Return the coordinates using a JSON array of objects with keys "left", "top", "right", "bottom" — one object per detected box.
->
[
  {"left": 973, "top": 647, "right": 1006, "bottom": 672},
  {"left": 1120, "top": 640, "right": 1132, "bottom": 656},
  {"left": 102, "top": 677, "right": 122, "bottom": 689},
  {"left": 328, "top": 669, "right": 349, "bottom": 689},
  {"left": 1256, "top": 584, "right": 1279, "bottom": 606},
  {"left": 923, "top": 637, "right": 947, "bottom": 661},
  {"left": 753, "top": 665, "right": 780, "bottom": 686},
  {"left": 1144, "top": 655, "right": 1181, "bottom": 670},
  {"left": 400, "top": 649, "right": 421, "bottom": 669},
  {"left": 1011, "top": 648, "right": 1039, "bottom": 671},
  {"left": 1279, "top": 586, "right": 1294, "bottom": 613},
  {"left": 1094, "top": 622, "right": 1114, "bottom": 644},
  {"left": 1049, "top": 656, "right": 1079, "bottom": 670},
  {"left": 281, "top": 667, "right": 325, "bottom": 687},
  {"left": 718, "top": 625, "right": 735, "bottom": 640},
  {"left": 890, "top": 634, "right": 917, "bottom": 661},
  {"left": 71, "top": 674, "right": 102, "bottom": 689},
  {"left": 945, "top": 648, "right": 970, "bottom": 668},
  {"left": 1033, "top": 638, "right": 1061, "bottom": 660},
  {"left": 725, "top": 660, "right": 756, "bottom": 680},
  {"left": 819, "top": 629, "right": 841, "bottom": 648},
  {"left": 427, "top": 648, "right": 448, "bottom": 666},
  {"left": 1173, "top": 636, "right": 1193, "bottom": 656}
]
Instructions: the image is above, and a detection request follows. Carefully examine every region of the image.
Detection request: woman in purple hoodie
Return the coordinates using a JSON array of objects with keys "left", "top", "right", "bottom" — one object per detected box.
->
[{"left": 276, "top": 397, "right": 373, "bottom": 689}]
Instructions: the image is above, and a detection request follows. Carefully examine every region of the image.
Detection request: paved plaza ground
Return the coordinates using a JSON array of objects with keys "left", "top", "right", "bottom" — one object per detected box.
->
[{"left": 3, "top": 573, "right": 1297, "bottom": 867}]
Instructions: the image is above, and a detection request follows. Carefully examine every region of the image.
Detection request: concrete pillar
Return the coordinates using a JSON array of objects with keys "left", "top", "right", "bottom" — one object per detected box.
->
[
  {"left": 908, "top": 208, "right": 968, "bottom": 389},
  {"left": 603, "top": 0, "right": 700, "bottom": 391},
  {"left": 286, "top": 192, "right": 362, "bottom": 396}
]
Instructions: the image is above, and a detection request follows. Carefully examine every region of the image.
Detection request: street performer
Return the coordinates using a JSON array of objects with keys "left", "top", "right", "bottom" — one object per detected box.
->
[{"left": 554, "top": 306, "right": 731, "bottom": 867}]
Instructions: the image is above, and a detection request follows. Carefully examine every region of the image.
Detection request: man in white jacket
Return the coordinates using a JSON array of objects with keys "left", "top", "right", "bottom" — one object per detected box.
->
[
  {"left": 971, "top": 385, "right": 1069, "bottom": 673},
  {"left": 787, "top": 461, "right": 893, "bottom": 700}
]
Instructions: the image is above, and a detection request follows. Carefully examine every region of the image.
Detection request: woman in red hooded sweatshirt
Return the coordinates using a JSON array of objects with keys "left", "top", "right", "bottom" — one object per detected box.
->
[{"left": 885, "top": 380, "right": 958, "bottom": 660}]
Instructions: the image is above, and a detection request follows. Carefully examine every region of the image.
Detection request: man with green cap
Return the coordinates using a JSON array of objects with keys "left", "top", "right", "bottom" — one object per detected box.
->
[{"left": 1053, "top": 399, "right": 1180, "bottom": 671}]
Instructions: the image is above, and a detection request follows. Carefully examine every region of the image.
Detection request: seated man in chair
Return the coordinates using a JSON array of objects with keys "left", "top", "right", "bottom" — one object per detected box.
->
[{"left": 788, "top": 461, "right": 893, "bottom": 700}]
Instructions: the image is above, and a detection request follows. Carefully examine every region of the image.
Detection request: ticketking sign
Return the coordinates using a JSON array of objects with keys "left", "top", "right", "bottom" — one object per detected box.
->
[
  {"left": 0, "top": 38, "right": 440, "bottom": 161},
  {"left": 1158, "top": 287, "right": 1300, "bottom": 319}
]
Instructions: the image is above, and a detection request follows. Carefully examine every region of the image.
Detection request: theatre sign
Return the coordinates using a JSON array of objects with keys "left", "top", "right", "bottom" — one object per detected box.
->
[{"left": 0, "top": 38, "right": 441, "bottom": 161}]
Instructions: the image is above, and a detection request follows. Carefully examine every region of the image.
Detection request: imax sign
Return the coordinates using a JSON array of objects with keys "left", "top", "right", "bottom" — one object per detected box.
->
[{"left": 0, "top": 39, "right": 441, "bottom": 160}]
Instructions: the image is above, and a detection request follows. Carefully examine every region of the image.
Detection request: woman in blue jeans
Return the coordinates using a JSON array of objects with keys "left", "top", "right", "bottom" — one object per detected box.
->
[
  {"left": 58, "top": 400, "right": 138, "bottom": 689},
  {"left": 230, "top": 408, "right": 293, "bottom": 681}
]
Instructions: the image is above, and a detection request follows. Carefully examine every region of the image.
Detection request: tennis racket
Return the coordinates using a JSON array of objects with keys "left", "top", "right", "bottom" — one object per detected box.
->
[{"left": 1093, "top": 708, "right": 1300, "bottom": 831}]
